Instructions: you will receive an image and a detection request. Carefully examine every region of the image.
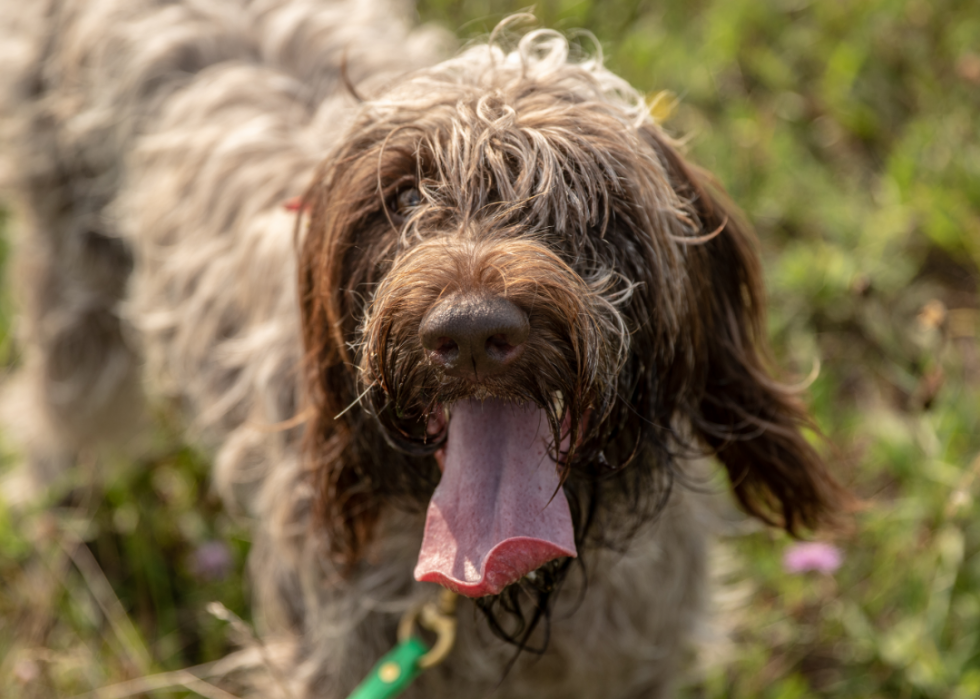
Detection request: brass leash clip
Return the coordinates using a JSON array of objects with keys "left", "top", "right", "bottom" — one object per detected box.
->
[{"left": 397, "top": 588, "right": 458, "bottom": 669}]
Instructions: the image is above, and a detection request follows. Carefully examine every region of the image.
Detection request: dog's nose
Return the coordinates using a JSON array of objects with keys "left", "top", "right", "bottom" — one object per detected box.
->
[{"left": 419, "top": 294, "right": 529, "bottom": 379}]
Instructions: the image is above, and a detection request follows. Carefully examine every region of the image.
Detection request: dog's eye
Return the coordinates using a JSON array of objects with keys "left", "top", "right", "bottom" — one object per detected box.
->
[{"left": 392, "top": 187, "right": 421, "bottom": 217}]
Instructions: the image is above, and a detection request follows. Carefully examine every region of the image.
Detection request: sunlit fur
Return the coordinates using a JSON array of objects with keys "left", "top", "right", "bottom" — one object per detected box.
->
[{"left": 1, "top": 1, "right": 844, "bottom": 697}]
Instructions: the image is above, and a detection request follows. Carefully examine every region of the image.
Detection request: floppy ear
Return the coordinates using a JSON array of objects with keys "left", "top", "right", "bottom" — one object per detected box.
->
[{"left": 641, "top": 126, "right": 847, "bottom": 535}]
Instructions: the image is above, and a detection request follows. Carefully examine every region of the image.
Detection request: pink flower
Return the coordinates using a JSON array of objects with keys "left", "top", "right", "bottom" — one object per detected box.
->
[
  {"left": 14, "top": 658, "right": 40, "bottom": 685},
  {"left": 782, "top": 542, "right": 843, "bottom": 574}
]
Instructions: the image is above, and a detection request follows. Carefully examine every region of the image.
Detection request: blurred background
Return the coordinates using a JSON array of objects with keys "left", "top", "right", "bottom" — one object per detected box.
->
[{"left": 1, "top": 0, "right": 978, "bottom": 697}]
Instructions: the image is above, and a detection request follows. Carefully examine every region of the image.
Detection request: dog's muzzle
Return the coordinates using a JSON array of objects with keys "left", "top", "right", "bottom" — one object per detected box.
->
[{"left": 412, "top": 292, "right": 577, "bottom": 598}]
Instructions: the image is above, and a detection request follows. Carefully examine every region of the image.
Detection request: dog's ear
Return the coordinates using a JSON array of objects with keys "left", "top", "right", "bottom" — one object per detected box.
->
[
  {"left": 640, "top": 125, "right": 847, "bottom": 535},
  {"left": 297, "top": 154, "right": 389, "bottom": 571}
]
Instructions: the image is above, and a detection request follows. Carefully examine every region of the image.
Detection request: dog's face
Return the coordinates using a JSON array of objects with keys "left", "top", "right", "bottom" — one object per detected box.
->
[{"left": 299, "top": 30, "right": 841, "bottom": 641}]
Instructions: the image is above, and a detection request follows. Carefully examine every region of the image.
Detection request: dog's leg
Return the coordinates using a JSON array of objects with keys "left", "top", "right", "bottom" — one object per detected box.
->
[
  {"left": 0, "top": 7, "right": 143, "bottom": 499},
  {"left": 3, "top": 173, "right": 142, "bottom": 496}
]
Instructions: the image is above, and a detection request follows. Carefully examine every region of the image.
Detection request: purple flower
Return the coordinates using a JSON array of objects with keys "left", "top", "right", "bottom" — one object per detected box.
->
[
  {"left": 191, "top": 540, "right": 233, "bottom": 581},
  {"left": 782, "top": 542, "right": 843, "bottom": 574}
]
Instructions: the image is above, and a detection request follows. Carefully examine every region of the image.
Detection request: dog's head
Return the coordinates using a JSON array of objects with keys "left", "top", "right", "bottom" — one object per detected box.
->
[{"left": 299, "top": 27, "right": 843, "bottom": 643}]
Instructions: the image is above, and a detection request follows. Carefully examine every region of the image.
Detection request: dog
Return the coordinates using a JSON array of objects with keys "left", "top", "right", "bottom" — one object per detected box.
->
[{"left": 0, "top": 1, "right": 844, "bottom": 696}]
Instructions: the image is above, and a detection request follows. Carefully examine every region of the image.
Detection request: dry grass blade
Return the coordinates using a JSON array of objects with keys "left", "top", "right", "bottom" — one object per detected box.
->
[
  {"left": 206, "top": 602, "right": 292, "bottom": 698},
  {"left": 58, "top": 533, "right": 153, "bottom": 674},
  {"left": 70, "top": 667, "right": 242, "bottom": 699}
]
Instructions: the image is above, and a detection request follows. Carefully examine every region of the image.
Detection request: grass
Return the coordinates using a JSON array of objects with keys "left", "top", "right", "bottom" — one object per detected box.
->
[{"left": 2, "top": 0, "right": 979, "bottom": 696}]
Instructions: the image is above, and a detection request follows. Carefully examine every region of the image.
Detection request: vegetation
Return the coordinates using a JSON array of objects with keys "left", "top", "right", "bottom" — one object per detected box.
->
[{"left": 2, "top": 0, "right": 978, "bottom": 696}]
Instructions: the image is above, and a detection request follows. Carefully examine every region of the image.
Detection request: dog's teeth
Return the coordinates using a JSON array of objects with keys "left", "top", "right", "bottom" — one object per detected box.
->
[
  {"left": 526, "top": 570, "right": 538, "bottom": 582},
  {"left": 552, "top": 391, "right": 565, "bottom": 415}
]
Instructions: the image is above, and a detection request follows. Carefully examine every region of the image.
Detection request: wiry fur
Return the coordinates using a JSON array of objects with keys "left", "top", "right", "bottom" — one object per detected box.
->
[{"left": 0, "top": 1, "right": 844, "bottom": 697}]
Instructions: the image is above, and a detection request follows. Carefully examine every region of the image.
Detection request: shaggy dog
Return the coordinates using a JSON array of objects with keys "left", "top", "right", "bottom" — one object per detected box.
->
[{"left": 0, "top": 0, "right": 843, "bottom": 696}]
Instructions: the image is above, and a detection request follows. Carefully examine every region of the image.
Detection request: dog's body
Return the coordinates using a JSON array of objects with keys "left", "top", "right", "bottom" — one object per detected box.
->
[{"left": 0, "top": 1, "right": 841, "bottom": 697}]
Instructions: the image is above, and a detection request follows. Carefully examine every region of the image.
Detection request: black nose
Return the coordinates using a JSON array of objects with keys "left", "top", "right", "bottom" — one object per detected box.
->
[{"left": 419, "top": 293, "right": 529, "bottom": 380}]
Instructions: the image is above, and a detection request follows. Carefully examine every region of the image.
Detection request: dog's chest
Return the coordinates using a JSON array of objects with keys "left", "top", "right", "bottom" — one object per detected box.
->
[{"left": 352, "top": 492, "right": 709, "bottom": 699}]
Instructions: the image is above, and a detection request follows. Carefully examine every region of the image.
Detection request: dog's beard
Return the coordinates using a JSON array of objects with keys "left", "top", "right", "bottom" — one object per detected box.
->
[{"left": 475, "top": 555, "right": 575, "bottom": 655}]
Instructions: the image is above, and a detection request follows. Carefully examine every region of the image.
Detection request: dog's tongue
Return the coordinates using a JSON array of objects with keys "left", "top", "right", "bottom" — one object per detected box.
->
[{"left": 414, "top": 399, "right": 577, "bottom": 597}]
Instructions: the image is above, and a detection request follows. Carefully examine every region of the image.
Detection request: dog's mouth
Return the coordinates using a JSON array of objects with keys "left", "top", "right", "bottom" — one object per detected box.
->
[{"left": 413, "top": 397, "right": 577, "bottom": 597}]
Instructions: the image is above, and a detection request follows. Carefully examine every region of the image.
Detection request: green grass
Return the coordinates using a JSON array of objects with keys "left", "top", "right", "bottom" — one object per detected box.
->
[{"left": 2, "top": 0, "right": 979, "bottom": 696}]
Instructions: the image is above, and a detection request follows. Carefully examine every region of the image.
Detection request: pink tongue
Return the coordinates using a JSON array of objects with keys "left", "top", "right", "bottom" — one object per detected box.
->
[{"left": 414, "top": 399, "right": 577, "bottom": 597}]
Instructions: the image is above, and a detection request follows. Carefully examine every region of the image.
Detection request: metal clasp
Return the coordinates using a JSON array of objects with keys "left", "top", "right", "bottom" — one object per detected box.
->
[{"left": 397, "top": 589, "right": 458, "bottom": 669}]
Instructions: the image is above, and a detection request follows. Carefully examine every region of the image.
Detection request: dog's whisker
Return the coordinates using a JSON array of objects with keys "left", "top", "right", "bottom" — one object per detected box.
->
[{"left": 334, "top": 384, "right": 375, "bottom": 420}]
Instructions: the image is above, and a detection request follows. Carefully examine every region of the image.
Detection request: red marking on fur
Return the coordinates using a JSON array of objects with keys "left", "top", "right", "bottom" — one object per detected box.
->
[
  {"left": 283, "top": 195, "right": 306, "bottom": 212},
  {"left": 414, "top": 399, "right": 576, "bottom": 597}
]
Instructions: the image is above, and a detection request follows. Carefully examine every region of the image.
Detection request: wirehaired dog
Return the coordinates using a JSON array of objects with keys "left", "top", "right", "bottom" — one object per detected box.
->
[{"left": 0, "top": 0, "right": 844, "bottom": 696}]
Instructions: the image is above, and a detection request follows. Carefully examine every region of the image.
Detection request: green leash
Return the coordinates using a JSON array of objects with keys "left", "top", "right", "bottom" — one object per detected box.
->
[
  {"left": 346, "top": 637, "right": 428, "bottom": 699},
  {"left": 346, "top": 590, "right": 458, "bottom": 699}
]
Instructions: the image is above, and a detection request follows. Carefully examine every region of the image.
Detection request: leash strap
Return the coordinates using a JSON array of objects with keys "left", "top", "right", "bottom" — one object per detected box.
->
[
  {"left": 345, "top": 590, "right": 458, "bottom": 699},
  {"left": 346, "top": 637, "right": 428, "bottom": 699}
]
